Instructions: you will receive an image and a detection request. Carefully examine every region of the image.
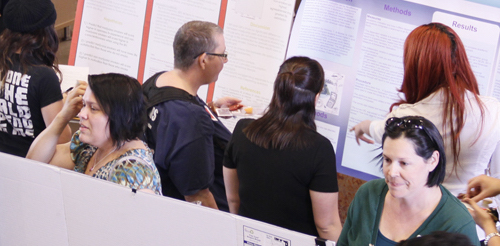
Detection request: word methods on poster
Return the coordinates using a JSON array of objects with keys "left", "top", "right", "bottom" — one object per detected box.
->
[{"left": 287, "top": 0, "right": 500, "bottom": 179}]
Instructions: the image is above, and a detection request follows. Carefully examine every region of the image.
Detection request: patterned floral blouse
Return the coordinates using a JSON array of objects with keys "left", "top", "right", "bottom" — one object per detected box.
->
[{"left": 70, "top": 131, "right": 162, "bottom": 195}]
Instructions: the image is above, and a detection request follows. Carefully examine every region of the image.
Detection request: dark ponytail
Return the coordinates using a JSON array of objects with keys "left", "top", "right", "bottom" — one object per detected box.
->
[{"left": 244, "top": 56, "right": 324, "bottom": 150}]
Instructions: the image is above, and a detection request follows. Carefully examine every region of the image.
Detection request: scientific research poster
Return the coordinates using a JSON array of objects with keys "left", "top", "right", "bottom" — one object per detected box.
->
[
  {"left": 73, "top": 0, "right": 147, "bottom": 77},
  {"left": 70, "top": 0, "right": 500, "bottom": 179},
  {"left": 287, "top": 0, "right": 500, "bottom": 179}
]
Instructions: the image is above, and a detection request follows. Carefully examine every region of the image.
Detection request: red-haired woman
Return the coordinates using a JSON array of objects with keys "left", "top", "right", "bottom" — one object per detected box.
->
[{"left": 351, "top": 22, "right": 500, "bottom": 196}]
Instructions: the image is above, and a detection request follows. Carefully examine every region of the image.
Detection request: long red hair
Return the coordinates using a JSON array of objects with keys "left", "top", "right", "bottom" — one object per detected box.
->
[{"left": 392, "top": 22, "right": 484, "bottom": 171}]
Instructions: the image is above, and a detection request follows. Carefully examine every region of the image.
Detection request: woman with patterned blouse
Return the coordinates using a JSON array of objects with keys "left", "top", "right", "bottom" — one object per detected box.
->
[{"left": 27, "top": 73, "right": 162, "bottom": 195}]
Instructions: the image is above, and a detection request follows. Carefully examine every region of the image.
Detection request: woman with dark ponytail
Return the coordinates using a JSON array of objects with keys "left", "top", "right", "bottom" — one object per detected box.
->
[{"left": 223, "top": 56, "right": 342, "bottom": 241}]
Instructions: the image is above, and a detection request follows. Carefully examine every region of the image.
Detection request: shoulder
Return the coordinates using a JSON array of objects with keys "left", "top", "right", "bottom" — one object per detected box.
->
[
  {"left": 154, "top": 99, "right": 212, "bottom": 129},
  {"left": 308, "top": 129, "right": 333, "bottom": 147},
  {"left": 477, "top": 94, "right": 500, "bottom": 111},
  {"left": 348, "top": 179, "right": 386, "bottom": 209},
  {"left": 350, "top": 179, "right": 386, "bottom": 216},
  {"left": 70, "top": 131, "right": 94, "bottom": 155},
  {"left": 350, "top": 179, "right": 387, "bottom": 207},
  {"left": 142, "top": 71, "right": 165, "bottom": 89},
  {"left": 108, "top": 148, "right": 162, "bottom": 195},
  {"left": 301, "top": 129, "right": 335, "bottom": 159},
  {"left": 439, "top": 185, "right": 471, "bottom": 216},
  {"left": 117, "top": 148, "right": 155, "bottom": 167},
  {"left": 25, "top": 66, "right": 60, "bottom": 96},
  {"left": 111, "top": 149, "right": 159, "bottom": 177},
  {"left": 427, "top": 186, "right": 477, "bottom": 232},
  {"left": 357, "top": 179, "right": 386, "bottom": 196},
  {"left": 28, "top": 65, "right": 59, "bottom": 81},
  {"left": 428, "top": 186, "right": 479, "bottom": 243},
  {"left": 234, "top": 118, "right": 254, "bottom": 133},
  {"left": 157, "top": 98, "right": 206, "bottom": 116},
  {"left": 394, "top": 90, "right": 444, "bottom": 111},
  {"left": 70, "top": 131, "right": 96, "bottom": 172}
]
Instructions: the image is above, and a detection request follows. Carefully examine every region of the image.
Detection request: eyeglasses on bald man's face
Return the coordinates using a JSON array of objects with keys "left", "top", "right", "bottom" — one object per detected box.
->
[{"left": 193, "top": 51, "right": 228, "bottom": 61}]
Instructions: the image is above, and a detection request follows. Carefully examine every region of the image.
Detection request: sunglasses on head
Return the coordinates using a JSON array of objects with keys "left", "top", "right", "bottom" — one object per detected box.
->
[{"left": 385, "top": 117, "right": 424, "bottom": 130}]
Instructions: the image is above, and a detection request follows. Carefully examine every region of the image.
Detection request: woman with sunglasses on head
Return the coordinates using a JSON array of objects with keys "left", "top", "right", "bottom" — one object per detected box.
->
[
  {"left": 223, "top": 56, "right": 342, "bottom": 241},
  {"left": 338, "top": 116, "right": 479, "bottom": 246},
  {"left": 26, "top": 73, "right": 162, "bottom": 195},
  {"left": 351, "top": 22, "right": 500, "bottom": 197}
]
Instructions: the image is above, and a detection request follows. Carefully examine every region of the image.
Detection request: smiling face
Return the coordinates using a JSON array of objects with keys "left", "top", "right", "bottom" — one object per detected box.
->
[
  {"left": 77, "top": 87, "right": 111, "bottom": 148},
  {"left": 382, "top": 136, "right": 439, "bottom": 199}
]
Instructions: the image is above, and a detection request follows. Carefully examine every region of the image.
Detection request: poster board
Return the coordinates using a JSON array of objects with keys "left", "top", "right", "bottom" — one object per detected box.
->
[
  {"left": 286, "top": 0, "right": 500, "bottom": 179},
  {"left": 69, "top": 0, "right": 294, "bottom": 102},
  {"left": 69, "top": 0, "right": 500, "bottom": 180}
]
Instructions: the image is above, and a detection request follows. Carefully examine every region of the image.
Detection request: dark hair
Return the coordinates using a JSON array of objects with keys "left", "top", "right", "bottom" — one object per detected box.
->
[
  {"left": 381, "top": 116, "right": 446, "bottom": 187},
  {"left": 396, "top": 231, "right": 473, "bottom": 246},
  {"left": 0, "top": 26, "right": 61, "bottom": 86},
  {"left": 243, "top": 56, "right": 324, "bottom": 150},
  {"left": 394, "top": 22, "right": 484, "bottom": 173},
  {"left": 88, "top": 73, "right": 146, "bottom": 148},
  {"left": 173, "top": 21, "right": 223, "bottom": 70}
]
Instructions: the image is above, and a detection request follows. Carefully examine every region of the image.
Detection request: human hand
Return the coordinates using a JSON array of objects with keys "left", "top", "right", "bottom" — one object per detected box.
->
[
  {"left": 349, "top": 120, "right": 374, "bottom": 145},
  {"left": 464, "top": 198, "right": 498, "bottom": 234},
  {"left": 59, "top": 82, "right": 88, "bottom": 122},
  {"left": 214, "top": 97, "right": 243, "bottom": 110},
  {"left": 466, "top": 175, "right": 500, "bottom": 202}
]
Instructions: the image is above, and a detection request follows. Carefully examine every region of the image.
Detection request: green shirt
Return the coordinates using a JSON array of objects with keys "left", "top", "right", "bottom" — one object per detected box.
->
[{"left": 337, "top": 179, "right": 480, "bottom": 246}]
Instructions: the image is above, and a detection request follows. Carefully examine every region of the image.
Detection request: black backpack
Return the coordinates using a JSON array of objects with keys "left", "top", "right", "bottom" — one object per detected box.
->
[{"left": 142, "top": 71, "right": 227, "bottom": 151}]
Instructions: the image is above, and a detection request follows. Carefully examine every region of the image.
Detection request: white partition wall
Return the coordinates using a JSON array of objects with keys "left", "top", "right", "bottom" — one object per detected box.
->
[
  {"left": 59, "top": 171, "right": 238, "bottom": 246},
  {"left": 0, "top": 153, "right": 334, "bottom": 246},
  {"left": 0, "top": 154, "right": 68, "bottom": 246}
]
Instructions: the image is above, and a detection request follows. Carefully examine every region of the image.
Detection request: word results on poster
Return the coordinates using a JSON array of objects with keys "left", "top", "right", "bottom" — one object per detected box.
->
[{"left": 243, "top": 226, "right": 291, "bottom": 246}]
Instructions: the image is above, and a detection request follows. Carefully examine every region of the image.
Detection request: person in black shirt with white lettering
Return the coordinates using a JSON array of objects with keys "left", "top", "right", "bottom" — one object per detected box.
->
[{"left": 0, "top": 0, "right": 71, "bottom": 157}]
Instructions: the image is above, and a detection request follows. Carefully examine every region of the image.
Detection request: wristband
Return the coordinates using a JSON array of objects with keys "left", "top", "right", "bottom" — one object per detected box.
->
[{"left": 485, "top": 232, "right": 500, "bottom": 245}]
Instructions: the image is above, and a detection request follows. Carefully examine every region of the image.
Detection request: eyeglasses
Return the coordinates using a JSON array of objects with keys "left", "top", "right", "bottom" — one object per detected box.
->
[
  {"left": 193, "top": 51, "right": 228, "bottom": 60},
  {"left": 385, "top": 117, "right": 424, "bottom": 130},
  {"left": 206, "top": 51, "right": 228, "bottom": 59}
]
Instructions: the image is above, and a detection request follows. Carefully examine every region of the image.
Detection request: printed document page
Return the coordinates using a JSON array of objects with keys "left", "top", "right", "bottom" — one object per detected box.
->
[
  {"left": 74, "top": 0, "right": 147, "bottom": 77},
  {"left": 213, "top": 0, "right": 296, "bottom": 131}
]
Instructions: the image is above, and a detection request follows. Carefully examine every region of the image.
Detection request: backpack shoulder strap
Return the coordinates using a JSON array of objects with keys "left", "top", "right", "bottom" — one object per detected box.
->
[{"left": 143, "top": 71, "right": 201, "bottom": 109}]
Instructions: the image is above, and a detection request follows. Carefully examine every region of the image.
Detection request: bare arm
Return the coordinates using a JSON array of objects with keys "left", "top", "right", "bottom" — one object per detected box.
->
[
  {"left": 184, "top": 188, "right": 218, "bottom": 209},
  {"left": 223, "top": 167, "right": 240, "bottom": 214},
  {"left": 464, "top": 198, "right": 500, "bottom": 246},
  {"left": 214, "top": 97, "right": 242, "bottom": 108},
  {"left": 310, "top": 190, "right": 342, "bottom": 242},
  {"left": 349, "top": 120, "right": 374, "bottom": 145},
  {"left": 27, "top": 83, "right": 87, "bottom": 169},
  {"left": 41, "top": 100, "right": 72, "bottom": 144}
]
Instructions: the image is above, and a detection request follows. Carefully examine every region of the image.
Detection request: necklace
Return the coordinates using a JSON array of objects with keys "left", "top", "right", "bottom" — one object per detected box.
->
[{"left": 90, "top": 147, "right": 117, "bottom": 172}]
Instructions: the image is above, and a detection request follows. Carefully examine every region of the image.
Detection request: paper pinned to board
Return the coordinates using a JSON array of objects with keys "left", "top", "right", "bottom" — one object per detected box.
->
[{"left": 57, "top": 64, "right": 89, "bottom": 92}]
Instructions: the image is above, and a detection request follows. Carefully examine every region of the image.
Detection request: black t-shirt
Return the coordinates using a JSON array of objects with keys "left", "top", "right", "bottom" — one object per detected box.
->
[
  {"left": 0, "top": 55, "right": 62, "bottom": 157},
  {"left": 224, "top": 119, "right": 338, "bottom": 236},
  {"left": 144, "top": 82, "right": 230, "bottom": 211}
]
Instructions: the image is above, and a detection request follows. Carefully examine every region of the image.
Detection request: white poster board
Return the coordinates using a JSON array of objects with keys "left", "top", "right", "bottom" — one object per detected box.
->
[
  {"left": 69, "top": 0, "right": 500, "bottom": 179},
  {"left": 287, "top": 0, "right": 500, "bottom": 179}
]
